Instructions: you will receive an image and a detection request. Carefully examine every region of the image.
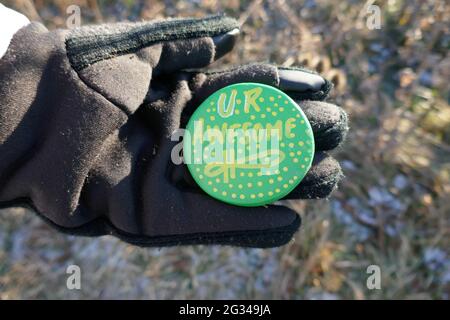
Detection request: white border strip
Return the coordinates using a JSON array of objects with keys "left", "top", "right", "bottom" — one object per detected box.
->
[{"left": 0, "top": 3, "right": 30, "bottom": 59}]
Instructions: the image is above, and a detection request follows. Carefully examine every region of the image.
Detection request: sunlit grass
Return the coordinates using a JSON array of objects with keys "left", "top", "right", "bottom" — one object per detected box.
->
[{"left": 0, "top": 0, "right": 448, "bottom": 299}]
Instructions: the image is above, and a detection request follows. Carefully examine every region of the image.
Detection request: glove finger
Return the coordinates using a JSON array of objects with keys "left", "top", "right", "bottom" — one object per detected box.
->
[
  {"left": 283, "top": 152, "right": 342, "bottom": 200},
  {"left": 66, "top": 15, "right": 240, "bottom": 72},
  {"left": 300, "top": 101, "right": 349, "bottom": 151},
  {"left": 183, "top": 65, "right": 347, "bottom": 150},
  {"left": 278, "top": 67, "right": 332, "bottom": 101},
  {"left": 154, "top": 28, "right": 239, "bottom": 75},
  {"left": 196, "top": 63, "right": 280, "bottom": 98},
  {"left": 189, "top": 64, "right": 331, "bottom": 110},
  {"left": 277, "top": 67, "right": 346, "bottom": 154}
]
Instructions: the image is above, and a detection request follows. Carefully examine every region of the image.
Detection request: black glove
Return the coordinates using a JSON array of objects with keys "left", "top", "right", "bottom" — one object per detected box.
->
[{"left": 0, "top": 15, "right": 348, "bottom": 248}]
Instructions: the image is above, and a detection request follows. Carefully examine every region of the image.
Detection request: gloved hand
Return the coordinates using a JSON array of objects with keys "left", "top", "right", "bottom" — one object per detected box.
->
[{"left": 0, "top": 15, "right": 348, "bottom": 248}]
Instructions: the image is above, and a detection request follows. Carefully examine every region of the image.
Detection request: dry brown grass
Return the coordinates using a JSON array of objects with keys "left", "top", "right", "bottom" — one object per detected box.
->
[{"left": 0, "top": 0, "right": 449, "bottom": 299}]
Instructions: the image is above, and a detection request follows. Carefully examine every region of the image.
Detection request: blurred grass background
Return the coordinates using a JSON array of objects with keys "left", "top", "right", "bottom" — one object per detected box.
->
[{"left": 0, "top": 0, "right": 449, "bottom": 299}]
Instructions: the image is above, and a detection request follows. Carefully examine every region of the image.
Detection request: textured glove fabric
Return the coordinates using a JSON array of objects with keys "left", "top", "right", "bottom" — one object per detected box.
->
[{"left": 0, "top": 15, "right": 348, "bottom": 248}]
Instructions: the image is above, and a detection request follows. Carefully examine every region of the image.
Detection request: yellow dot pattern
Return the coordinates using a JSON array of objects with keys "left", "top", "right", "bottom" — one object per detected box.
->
[{"left": 184, "top": 83, "right": 315, "bottom": 206}]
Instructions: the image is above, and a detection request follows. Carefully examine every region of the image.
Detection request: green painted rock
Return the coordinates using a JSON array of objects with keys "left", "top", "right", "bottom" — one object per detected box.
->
[{"left": 184, "top": 83, "right": 314, "bottom": 206}]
